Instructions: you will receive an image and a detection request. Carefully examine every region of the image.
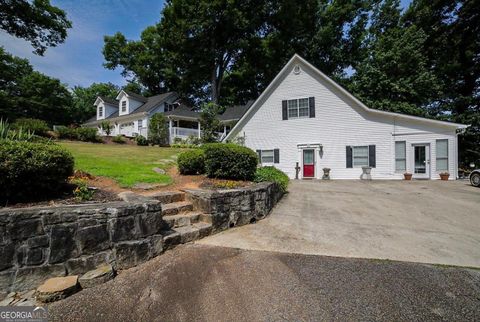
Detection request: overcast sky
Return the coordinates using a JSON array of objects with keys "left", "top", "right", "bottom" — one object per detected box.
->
[{"left": 0, "top": 0, "right": 411, "bottom": 89}]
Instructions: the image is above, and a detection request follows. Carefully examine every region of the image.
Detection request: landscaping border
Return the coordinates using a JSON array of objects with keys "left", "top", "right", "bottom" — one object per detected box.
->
[{"left": 0, "top": 182, "right": 283, "bottom": 298}]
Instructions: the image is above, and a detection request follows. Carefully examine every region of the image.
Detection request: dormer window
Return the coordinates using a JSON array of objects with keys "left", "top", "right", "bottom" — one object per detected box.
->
[
  {"left": 98, "top": 106, "right": 103, "bottom": 117},
  {"left": 121, "top": 101, "right": 127, "bottom": 112}
]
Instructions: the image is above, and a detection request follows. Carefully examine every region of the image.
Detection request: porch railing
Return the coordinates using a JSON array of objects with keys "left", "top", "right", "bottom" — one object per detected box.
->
[{"left": 171, "top": 127, "right": 200, "bottom": 139}]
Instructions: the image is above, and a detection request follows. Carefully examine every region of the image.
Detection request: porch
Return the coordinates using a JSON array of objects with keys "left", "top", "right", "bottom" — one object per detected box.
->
[{"left": 168, "top": 118, "right": 228, "bottom": 143}]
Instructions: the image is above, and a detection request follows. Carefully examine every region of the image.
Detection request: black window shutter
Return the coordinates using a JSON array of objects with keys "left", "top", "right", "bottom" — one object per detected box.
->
[
  {"left": 309, "top": 97, "right": 315, "bottom": 118},
  {"left": 274, "top": 149, "right": 280, "bottom": 163},
  {"left": 282, "top": 100, "right": 288, "bottom": 120},
  {"left": 346, "top": 146, "right": 353, "bottom": 168},
  {"left": 369, "top": 145, "right": 376, "bottom": 168},
  {"left": 256, "top": 150, "right": 262, "bottom": 163}
]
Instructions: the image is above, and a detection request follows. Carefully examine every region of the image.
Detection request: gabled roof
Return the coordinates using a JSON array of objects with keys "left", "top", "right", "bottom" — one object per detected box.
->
[
  {"left": 225, "top": 54, "right": 468, "bottom": 141},
  {"left": 133, "top": 92, "right": 177, "bottom": 114},
  {"left": 94, "top": 96, "right": 118, "bottom": 106},
  {"left": 124, "top": 90, "right": 148, "bottom": 102}
]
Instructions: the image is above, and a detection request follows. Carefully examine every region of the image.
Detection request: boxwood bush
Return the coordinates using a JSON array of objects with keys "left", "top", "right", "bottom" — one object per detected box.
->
[
  {"left": 177, "top": 149, "right": 205, "bottom": 175},
  {"left": 0, "top": 140, "right": 74, "bottom": 202},
  {"left": 254, "top": 166, "right": 289, "bottom": 192},
  {"left": 203, "top": 143, "right": 258, "bottom": 180},
  {"left": 135, "top": 135, "right": 148, "bottom": 146}
]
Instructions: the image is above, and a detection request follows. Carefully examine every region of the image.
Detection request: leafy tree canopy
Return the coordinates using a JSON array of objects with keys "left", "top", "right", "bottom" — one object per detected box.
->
[
  {"left": 0, "top": 47, "right": 73, "bottom": 125},
  {"left": 0, "top": 0, "right": 72, "bottom": 55}
]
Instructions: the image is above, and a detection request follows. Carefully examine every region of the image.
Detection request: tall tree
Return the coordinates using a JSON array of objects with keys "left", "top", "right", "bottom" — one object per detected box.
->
[
  {"left": 403, "top": 0, "right": 480, "bottom": 165},
  {"left": 103, "top": 27, "right": 172, "bottom": 95},
  {"left": 349, "top": 0, "right": 441, "bottom": 115},
  {"left": 0, "top": 47, "right": 73, "bottom": 124},
  {"left": 0, "top": 0, "right": 72, "bottom": 55}
]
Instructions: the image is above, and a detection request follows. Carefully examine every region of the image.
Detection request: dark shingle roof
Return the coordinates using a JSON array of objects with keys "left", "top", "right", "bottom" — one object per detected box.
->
[
  {"left": 131, "top": 92, "right": 176, "bottom": 114},
  {"left": 84, "top": 95, "right": 254, "bottom": 125},
  {"left": 218, "top": 100, "right": 254, "bottom": 121},
  {"left": 99, "top": 96, "right": 118, "bottom": 105},
  {"left": 163, "top": 104, "right": 200, "bottom": 119},
  {"left": 124, "top": 90, "right": 148, "bottom": 102}
]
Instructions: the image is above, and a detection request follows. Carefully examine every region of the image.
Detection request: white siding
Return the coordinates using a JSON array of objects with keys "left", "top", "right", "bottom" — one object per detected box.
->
[
  {"left": 233, "top": 62, "right": 459, "bottom": 180},
  {"left": 96, "top": 102, "right": 117, "bottom": 121},
  {"left": 118, "top": 92, "right": 143, "bottom": 116}
]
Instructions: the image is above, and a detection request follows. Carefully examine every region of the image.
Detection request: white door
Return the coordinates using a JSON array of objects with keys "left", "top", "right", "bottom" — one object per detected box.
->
[{"left": 412, "top": 144, "right": 430, "bottom": 179}]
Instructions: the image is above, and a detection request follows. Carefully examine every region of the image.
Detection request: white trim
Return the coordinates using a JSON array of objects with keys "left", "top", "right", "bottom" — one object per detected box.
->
[
  {"left": 411, "top": 143, "right": 431, "bottom": 179},
  {"left": 225, "top": 54, "right": 468, "bottom": 141}
]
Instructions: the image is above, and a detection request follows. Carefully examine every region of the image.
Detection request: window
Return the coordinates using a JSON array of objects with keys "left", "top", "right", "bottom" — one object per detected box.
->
[
  {"left": 261, "top": 150, "right": 274, "bottom": 163},
  {"left": 121, "top": 101, "right": 126, "bottom": 112},
  {"left": 436, "top": 139, "right": 448, "bottom": 171},
  {"left": 138, "top": 119, "right": 143, "bottom": 130},
  {"left": 287, "top": 98, "right": 309, "bottom": 119},
  {"left": 353, "top": 146, "right": 369, "bottom": 167},
  {"left": 98, "top": 106, "right": 103, "bottom": 117},
  {"left": 257, "top": 149, "right": 279, "bottom": 164},
  {"left": 395, "top": 141, "right": 406, "bottom": 172}
]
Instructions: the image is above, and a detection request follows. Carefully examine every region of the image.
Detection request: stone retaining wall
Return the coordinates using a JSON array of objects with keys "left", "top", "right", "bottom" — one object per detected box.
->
[
  {"left": 0, "top": 182, "right": 283, "bottom": 297},
  {"left": 0, "top": 200, "right": 164, "bottom": 295},
  {"left": 185, "top": 182, "right": 284, "bottom": 231}
]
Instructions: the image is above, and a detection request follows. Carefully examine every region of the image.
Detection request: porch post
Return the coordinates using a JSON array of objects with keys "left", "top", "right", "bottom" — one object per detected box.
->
[
  {"left": 197, "top": 121, "right": 201, "bottom": 138},
  {"left": 169, "top": 118, "right": 173, "bottom": 144},
  {"left": 223, "top": 125, "right": 227, "bottom": 136}
]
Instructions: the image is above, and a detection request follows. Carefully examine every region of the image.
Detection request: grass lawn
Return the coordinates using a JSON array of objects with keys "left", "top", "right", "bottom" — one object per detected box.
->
[{"left": 59, "top": 141, "right": 184, "bottom": 187}]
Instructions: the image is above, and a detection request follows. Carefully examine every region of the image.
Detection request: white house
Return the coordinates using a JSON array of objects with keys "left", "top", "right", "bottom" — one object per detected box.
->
[
  {"left": 225, "top": 54, "right": 468, "bottom": 180},
  {"left": 84, "top": 90, "right": 252, "bottom": 143}
]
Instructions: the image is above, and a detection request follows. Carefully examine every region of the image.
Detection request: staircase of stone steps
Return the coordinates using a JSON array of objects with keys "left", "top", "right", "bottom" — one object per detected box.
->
[{"left": 142, "top": 191, "right": 213, "bottom": 249}]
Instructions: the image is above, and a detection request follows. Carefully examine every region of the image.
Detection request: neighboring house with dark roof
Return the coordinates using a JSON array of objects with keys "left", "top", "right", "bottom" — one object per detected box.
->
[{"left": 83, "top": 90, "right": 252, "bottom": 142}]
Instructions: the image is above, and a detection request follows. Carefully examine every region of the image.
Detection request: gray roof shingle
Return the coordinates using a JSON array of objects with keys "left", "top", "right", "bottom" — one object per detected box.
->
[
  {"left": 124, "top": 90, "right": 148, "bottom": 103},
  {"left": 131, "top": 92, "right": 177, "bottom": 114},
  {"left": 99, "top": 96, "right": 118, "bottom": 105},
  {"left": 218, "top": 100, "right": 254, "bottom": 121}
]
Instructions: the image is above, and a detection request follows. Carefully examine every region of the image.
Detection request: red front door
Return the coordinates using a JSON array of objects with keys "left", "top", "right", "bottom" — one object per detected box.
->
[{"left": 303, "top": 149, "right": 315, "bottom": 178}]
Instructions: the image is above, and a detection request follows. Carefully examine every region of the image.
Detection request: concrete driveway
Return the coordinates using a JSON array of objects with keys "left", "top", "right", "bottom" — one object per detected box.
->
[{"left": 199, "top": 180, "right": 480, "bottom": 267}]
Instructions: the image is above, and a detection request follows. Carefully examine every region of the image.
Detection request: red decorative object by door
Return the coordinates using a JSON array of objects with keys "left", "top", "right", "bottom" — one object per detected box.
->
[{"left": 303, "top": 149, "right": 315, "bottom": 178}]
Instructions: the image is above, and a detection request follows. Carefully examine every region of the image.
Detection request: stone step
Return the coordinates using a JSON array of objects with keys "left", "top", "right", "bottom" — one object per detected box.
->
[
  {"left": 161, "top": 201, "right": 193, "bottom": 216},
  {"left": 162, "top": 222, "right": 213, "bottom": 249},
  {"left": 163, "top": 212, "right": 201, "bottom": 228},
  {"left": 144, "top": 191, "right": 185, "bottom": 204},
  {"left": 174, "top": 222, "right": 213, "bottom": 244}
]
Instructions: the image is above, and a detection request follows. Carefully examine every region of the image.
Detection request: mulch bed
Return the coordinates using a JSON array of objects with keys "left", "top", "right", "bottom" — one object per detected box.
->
[{"left": 1, "top": 184, "right": 120, "bottom": 209}]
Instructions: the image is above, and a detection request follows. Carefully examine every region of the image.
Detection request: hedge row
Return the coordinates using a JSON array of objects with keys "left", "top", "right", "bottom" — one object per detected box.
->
[
  {"left": 56, "top": 126, "right": 100, "bottom": 142},
  {"left": 177, "top": 143, "right": 258, "bottom": 181}
]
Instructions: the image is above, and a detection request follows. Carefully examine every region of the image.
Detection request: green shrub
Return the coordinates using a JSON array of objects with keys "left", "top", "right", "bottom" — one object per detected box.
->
[
  {"left": 55, "top": 126, "right": 77, "bottom": 140},
  {"left": 0, "top": 119, "right": 35, "bottom": 141},
  {"left": 173, "top": 137, "right": 184, "bottom": 144},
  {"left": 12, "top": 118, "right": 50, "bottom": 136},
  {"left": 76, "top": 127, "right": 99, "bottom": 142},
  {"left": 71, "top": 178, "right": 94, "bottom": 201},
  {"left": 254, "top": 166, "right": 289, "bottom": 192},
  {"left": 203, "top": 143, "right": 258, "bottom": 180},
  {"left": 177, "top": 149, "right": 205, "bottom": 175},
  {"left": 148, "top": 113, "right": 169, "bottom": 146},
  {"left": 135, "top": 135, "right": 148, "bottom": 146},
  {"left": 0, "top": 140, "right": 74, "bottom": 202},
  {"left": 112, "top": 135, "right": 126, "bottom": 144},
  {"left": 187, "top": 135, "right": 201, "bottom": 146},
  {"left": 55, "top": 126, "right": 99, "bottom": 142}
]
